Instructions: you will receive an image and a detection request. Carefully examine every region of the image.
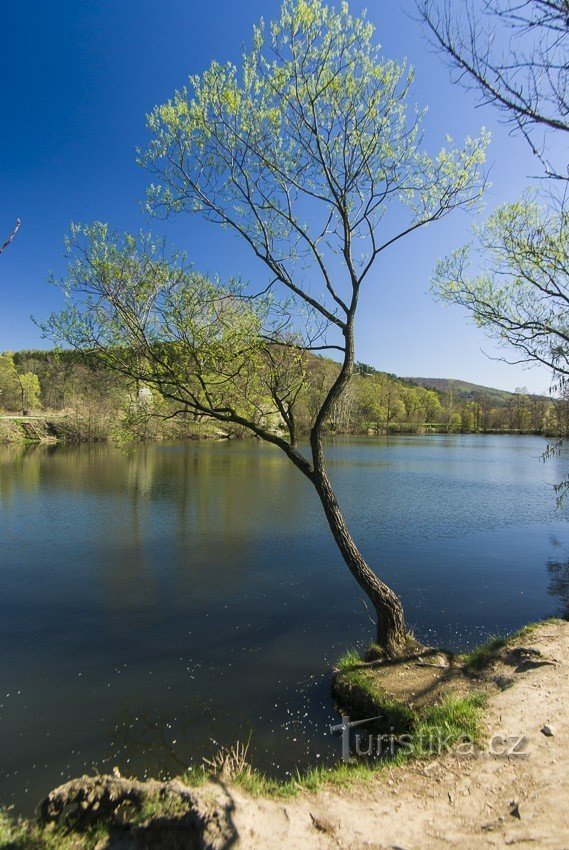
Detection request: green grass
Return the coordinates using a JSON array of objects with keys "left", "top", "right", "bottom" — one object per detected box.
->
[
  {"left": 462, "top": 635, "right": 508, "bottom": 672},
  {"left": 213, "top": 690, "right": 487, "bottom": 800},
  {"left": 411, "top": 693, "right": 487, "bottom": 756},
  {"left": 336, "top": 648, "right": 362, "bottom": 672},
  {"left": 461, "top": 618, "right": 565, "bottom": 672},
  {"left": 179, "top": 764, "right": 210, "bottom": 788},
  {"left": 130, "top": 792, "right": 192, "bottom": 827},
  {"left": 333, "top": 658, "right": 418, "bottom": 731},
  {"left": 516, "top": 618, "right": 564, "bottom": 636},
  {"left": 0, "top": 811, "right": 110, "bottom": 850}
]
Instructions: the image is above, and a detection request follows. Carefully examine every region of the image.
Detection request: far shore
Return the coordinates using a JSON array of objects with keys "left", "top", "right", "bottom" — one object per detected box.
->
[{"left": 0, "top": 412, "right": 551, "bottom": 447}]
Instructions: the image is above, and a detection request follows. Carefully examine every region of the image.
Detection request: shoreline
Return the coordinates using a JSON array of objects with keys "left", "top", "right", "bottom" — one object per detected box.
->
[
  {"left": 0, "top": 414, "right": 551, "bottom": 446},
  {"left": 2, "top": 619, "right": 567, "bottom": 849}
]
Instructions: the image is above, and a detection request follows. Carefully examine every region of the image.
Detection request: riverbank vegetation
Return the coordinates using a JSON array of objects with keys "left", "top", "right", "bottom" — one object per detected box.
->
[{"left": 1, "top": 347, "right": 564, "bottom": 445}]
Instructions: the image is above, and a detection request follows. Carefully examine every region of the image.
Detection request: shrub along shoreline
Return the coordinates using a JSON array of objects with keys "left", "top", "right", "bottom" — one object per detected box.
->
[{"left": 0, "top": 414, "right": 239, "bottom": 446}]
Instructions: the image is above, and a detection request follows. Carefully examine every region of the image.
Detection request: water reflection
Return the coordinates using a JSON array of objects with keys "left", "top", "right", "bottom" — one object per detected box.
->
[{"left": 546, "top": 538, "right": 569, "bottom": 619}]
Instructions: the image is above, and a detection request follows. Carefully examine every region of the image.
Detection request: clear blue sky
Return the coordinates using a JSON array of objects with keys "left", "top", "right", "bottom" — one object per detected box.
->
[{"left": 0, "top": 0, "right": 557, "bottom": 393}]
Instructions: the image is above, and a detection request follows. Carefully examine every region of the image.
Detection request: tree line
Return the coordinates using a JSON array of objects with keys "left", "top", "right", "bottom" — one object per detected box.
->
[{"left": 1, "top": 347, "right": 565, "bottom": 438}]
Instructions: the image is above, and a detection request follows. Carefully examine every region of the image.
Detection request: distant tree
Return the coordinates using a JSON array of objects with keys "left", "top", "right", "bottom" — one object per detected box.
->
[
  {"left": 0, "top": 352, "right": 20, "bottom": 410},
  {"left": 0, "top": 219, "right": 21, "bottom": 255},
  {"left": 0, "top": 351, "right": 41, "bottom": 414},
  {"left": 17, "top": 372, "right": 41, "bottom": 415},
  {"left": 44, "top": 0, "right": 487, "bottom": 653},
  {"left": 449, "top": 411, "right": 463, "bottom": 432},
  {"left": 356, "top": 375, "right": 388, "bottom": 430}
]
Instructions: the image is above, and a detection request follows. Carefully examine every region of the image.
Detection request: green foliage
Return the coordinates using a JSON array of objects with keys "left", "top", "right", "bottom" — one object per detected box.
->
[
  {"left": 0, "top": 353, "right": 42, "bottom": 415},
  {"left": 18, "top": 373, "right": 41, "bottom": 414},
  {"left": 433, "top": 196, "right": 569, "bottom": 380},
  {"left": 3, "top": 346, "right": 561, "bottom": 443},
  {"left": 142, "top": 0, "right": 488, "bottom": 321},
  {"left": 41, "top": 224, "right": 303, "bottom": 443},
  {"left": 0, "top": 353, "right": 20, "bottom": 411}
]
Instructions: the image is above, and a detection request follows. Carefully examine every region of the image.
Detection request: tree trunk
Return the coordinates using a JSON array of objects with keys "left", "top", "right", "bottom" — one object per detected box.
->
[{"left": 312, "top": 469, "right": 407, "bottom": 656}]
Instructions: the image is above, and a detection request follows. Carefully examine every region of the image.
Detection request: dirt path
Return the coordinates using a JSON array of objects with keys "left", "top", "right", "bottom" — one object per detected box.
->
[{"left": 213, "top": 620, "right": 569, "bottom": 849}]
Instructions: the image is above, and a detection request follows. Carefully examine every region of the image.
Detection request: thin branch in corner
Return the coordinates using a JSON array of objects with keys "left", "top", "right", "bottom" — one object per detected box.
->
[{"left": 0, "top": 219, "right": 21, "bottom": 255}]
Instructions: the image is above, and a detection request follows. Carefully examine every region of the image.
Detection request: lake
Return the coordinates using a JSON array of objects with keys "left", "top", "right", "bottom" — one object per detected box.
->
[{"left": 0, "top": 434, "right": 568, "bottom": 812}]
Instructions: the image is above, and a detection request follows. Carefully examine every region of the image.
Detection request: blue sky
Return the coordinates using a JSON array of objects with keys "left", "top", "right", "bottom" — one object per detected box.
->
[{"left": 0, "top": 0, "right": 558, "bottom": 393}]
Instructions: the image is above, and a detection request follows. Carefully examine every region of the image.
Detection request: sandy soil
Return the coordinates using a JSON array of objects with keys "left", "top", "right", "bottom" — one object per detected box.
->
[{"left": 211, "top": 620, "right": 569, "bottom": 850}]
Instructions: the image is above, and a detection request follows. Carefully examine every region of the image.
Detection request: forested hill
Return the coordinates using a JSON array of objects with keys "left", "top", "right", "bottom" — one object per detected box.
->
[
  {"left": 403, "top": 377, "right": 549, "bottom": 408},
  {"left": 0, "top": 349, "right": 564, "bottom": 442}
]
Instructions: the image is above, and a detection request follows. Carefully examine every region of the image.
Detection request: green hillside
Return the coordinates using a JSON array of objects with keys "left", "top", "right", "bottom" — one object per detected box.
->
[{"left": 402, "top": 377, "right": 548, "bottom": 408}]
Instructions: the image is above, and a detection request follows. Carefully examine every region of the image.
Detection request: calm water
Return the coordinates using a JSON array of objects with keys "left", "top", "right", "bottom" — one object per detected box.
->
[{"left": 1, "top": 434, "right": 568, "bottom": 812}]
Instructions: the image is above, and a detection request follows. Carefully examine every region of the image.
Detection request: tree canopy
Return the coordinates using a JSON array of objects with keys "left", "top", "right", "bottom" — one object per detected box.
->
[{"left": 433, "top": 196, "right": 569, "bottom": 377}]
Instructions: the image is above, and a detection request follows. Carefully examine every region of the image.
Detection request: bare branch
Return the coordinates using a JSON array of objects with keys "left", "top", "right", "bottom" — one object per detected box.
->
[{"left": 0, "top": 219, "right": 21, "bottom": 255}]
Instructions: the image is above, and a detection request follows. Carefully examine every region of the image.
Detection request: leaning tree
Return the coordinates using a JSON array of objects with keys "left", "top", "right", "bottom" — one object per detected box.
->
[{"left": 45, "top": 0, "right": 487, "bottom": 654}]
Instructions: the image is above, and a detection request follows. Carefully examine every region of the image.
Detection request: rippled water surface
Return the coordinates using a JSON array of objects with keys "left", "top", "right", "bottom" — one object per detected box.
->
[{"left": 1, "top": 435, "right": 568, "bottom": 811}]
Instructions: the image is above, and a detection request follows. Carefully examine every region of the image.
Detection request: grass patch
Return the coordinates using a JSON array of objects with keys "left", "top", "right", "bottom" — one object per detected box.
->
[
  {"left": 462, "top": 618, "right": 565, "bottom": 672},
  {"left": 336, "top": 649, "right": 362, "bottom": 672},
  {"left": 332, "top": 663, "right": 417, "bottom": 731},
  {"left": 223, "top": 760, "right": 392, "bottom": 799},
  {"left": 214, "top": 691, "right": 487, "bottom": 800},
  {"left": 516, "top": 617, "right": 565, "bottom": 636},
  {"left": 0, "top": 810, "right": 110, "bottom": 850},
  {"left": 462, "top": 635, "right": 508, "bottom": 672},
  {"left": 411, "top": 693, "right": 487, "bottom": 756},
  {"left": 179, "top": 764, "right": 210, "bottom": 788},
  {"left": 130, "top": 792, "right": 191, "bottom": 827}
]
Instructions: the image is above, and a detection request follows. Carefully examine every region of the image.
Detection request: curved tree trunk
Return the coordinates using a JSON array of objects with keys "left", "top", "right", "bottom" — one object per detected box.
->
[{"left": 312, "top": 468, "right": 407, "bottom": 656}]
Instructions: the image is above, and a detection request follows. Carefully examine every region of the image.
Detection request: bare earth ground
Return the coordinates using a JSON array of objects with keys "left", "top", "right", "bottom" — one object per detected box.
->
[{"left": 206, "top": 620, "right": 569, "bottom": 850}]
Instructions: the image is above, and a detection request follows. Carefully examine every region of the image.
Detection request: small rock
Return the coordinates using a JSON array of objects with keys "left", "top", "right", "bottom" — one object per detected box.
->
[
  {"left": 509, "top": 800, "right": 521, "bottom": 819},
  {"left": 541, "top": 724, "right": 555, "bottom": 737}
]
